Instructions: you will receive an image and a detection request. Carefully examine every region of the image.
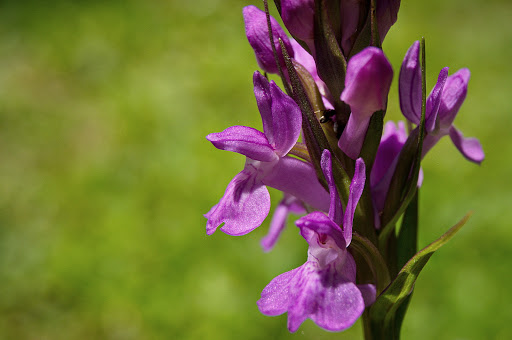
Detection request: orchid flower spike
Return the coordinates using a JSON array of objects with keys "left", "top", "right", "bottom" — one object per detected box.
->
[
  {"left": 205, "top": 71, "right": 329, "bottom": 236},
  {"left": 257, "top": 150, "right": 375, "bottom": 332},
  {"left": 338, "top": 47, "right": 393, "bottom": 159}
]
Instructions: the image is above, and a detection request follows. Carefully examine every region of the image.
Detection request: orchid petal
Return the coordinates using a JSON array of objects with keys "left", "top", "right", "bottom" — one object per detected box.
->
[
  {"left": 262, "top": 156, "right": 330, "bottom": 212},
  {"left": 371, "top": 121, "right": 407, "bottom": 187},
  {"left": 205, "top": 168, "right": 270, "bottom": 236},
  {"left": 357, "top": 283, "right": 377, "bottom": 306},
  {"left": 296, "top": 212, "right": 346, "bottom": 250},
  {"left": 449, "top": 126, "right": 485, "bottom": 164},
  {"left": 399, "top": 41, "right": 422, "bottom": 124},
  {"left": 340, "top": 0, "right": 361, "bottom": 55},
  {"left": 321, "top": 150, "right": 342, "bottom": 226},
  {"left": 376, "top": 0, "right": 401, "bottom": 43},
  {"left": 438, "top": 68, "right": 470, "bottom": 129},
  {"left": 261, "top": 195, "right": 305, "bottom": 252},
  {"left": 258, "top": 260, "right": 364, "bottom": 333},
  {"left": 253, "top": 71, "right": 302, "bottom": 156},
  {"left": 425, "top": 67, "right": 449, "bottom": 132},
  {"left": 243, "top": 5, "right": 294, "bottom": 75},
  {"left": 343, "top": 158, "right": 366, "bottom": 245},
  {"left": 206, "top": 126, "right": 278, "bottom": 162},
  {"left": 281, "top": 0, "right": 315, "bottom": 42},
  {"left": 340, "top": 47, "right": 393, "bottom": 159},
  {"left": 258, "top": 266, "right": 300, "bottom": 316},
  {"left": 341, "top": 47, "right": 393, "bottom": 118},
  {"left": 338, "top": 114, "right": 371, "bottom": 159},
  {"left": 269, "top": 81, "right": 302, "bottom": 156},
  {"left": 253, "top": 71, "right": 274, "bottom": 142}
]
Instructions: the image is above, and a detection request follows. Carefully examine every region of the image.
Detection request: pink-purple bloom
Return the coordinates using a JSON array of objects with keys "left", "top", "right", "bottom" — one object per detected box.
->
[
  {"left": 205, "top": 71, "right": 329, "bottom": 236},
  {"left": 399, "top": 41, "right": 484, "bottom": 164},
  {"left": 339, "top": 47, "right": 394, "bottom": 159},
  {"left": 257, "top": 150, "right": 375, "bottom": 332},
  {"left": 243, "top": 5, "right": 294, "bottom": 75}
]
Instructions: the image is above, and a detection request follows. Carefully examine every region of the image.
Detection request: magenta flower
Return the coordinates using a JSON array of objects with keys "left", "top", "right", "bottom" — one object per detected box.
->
[
  {"left": 399, "top": 41, "right": 484, "bottom": 164},
  {"left": 243, "top": 5, "right": 294, "bottom": 75},
  {"left": 338, "top": 47, "right": 394, "bottom": 159},
  {"left": 257, "top": 150, "right": 375, "bottom": 332},
  {"left": 205, "top": 72, "right": 329, "bottom": 236}
]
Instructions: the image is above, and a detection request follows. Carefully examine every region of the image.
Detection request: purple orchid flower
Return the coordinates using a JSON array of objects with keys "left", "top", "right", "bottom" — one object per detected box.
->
[
  {"left": 399, "top": 41, "right": 484, "bottom": 164},
  {"left": 257, "top": 150, "right": 375, "bottom": 332},
  {"left": 205, "top": 71, "right": 329, "bottom": 236},
  {"left": 338, "top": 47, "right": 394, "bottom": 159},
  {"left": 243, "top": 5, "right": 295, "bottom": 75}
]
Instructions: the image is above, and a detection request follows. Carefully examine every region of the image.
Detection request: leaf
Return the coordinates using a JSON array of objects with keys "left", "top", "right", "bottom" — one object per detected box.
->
[
  {"left": 393, "top": 191, "right": 419, "bottom": 337},
  {"left": 351, "top": 233, "right": 390, "bottom": 294},
  {"left": 369, "top": 212, "right": 472, "bottom": 337}
]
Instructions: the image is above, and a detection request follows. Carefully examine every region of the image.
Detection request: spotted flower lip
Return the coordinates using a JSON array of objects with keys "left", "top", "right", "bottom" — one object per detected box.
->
[
  {"left": 205, "top": 72, "right": 329, "bottom": 237},
  {"left": 243, "top": 5, "right": 294, "bottom": 75},
  {"left": 257, "top": 150, "right": 374, "bottom": 332},
  {"left": 338, "top": 47, "right": 394, "bottom": 159}
]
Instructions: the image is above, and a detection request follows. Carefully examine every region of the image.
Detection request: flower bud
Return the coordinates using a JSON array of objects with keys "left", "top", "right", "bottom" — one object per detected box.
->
[
  {"left": 281, "top": 0, "right": 315, "bottom": 43},
  {"left": 243, "top": 5, "right": 294, "bottom": 74},
  {"left": 338, "top": 47, "right": 393, "bottom": 159},
  {"left": 341, "top": 47, "right": 393, "bottom": 118}
]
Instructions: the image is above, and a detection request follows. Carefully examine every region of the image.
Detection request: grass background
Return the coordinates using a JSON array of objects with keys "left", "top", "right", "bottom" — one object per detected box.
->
[{"left": 0, "top": 0, "right": 511, "bottom": 339}]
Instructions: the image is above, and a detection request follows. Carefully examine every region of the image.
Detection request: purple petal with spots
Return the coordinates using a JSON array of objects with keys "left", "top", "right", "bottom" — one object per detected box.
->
[
  {"left": 258, "top": 257, "right": 364, "bottom": 332},
  {"left": 263, "top": 156, "right": 330, "bottom": 212},
  {"left": 206, "top": 126, "right": 278, "bottom": 162},
  {"left": 449, "top": 126, "right": 485, "bottom": 164},
  {"left": 205, "top": 168, "right": 270, "bottom": 236},
  {"left": 261, "top": 194, "right": 305, "bottom": 252}
]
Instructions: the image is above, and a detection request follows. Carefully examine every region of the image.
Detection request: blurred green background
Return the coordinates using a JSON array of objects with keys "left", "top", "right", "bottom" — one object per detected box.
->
[{"left": 0, "top": 0, "right": 510, "bottom": 339}]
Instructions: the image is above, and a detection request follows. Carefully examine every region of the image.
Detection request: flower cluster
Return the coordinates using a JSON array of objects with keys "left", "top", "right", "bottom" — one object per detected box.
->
[{"left": 205, "top": 0, "right": 484, "bottom": 337}]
